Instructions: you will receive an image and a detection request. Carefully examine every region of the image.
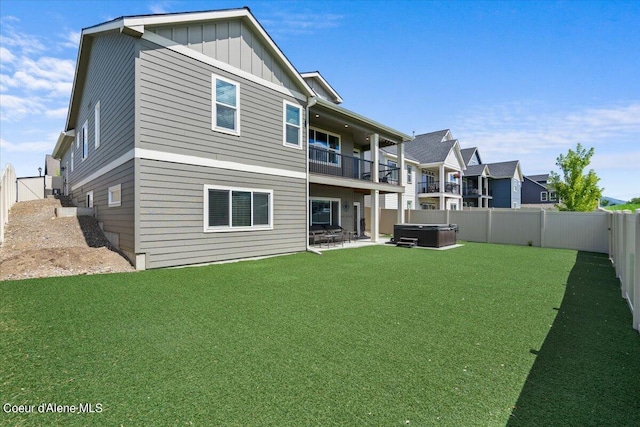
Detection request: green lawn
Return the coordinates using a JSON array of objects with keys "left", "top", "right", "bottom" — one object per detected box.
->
[{"left": 1, "top": 243, "right": 638, "bottom": 426}]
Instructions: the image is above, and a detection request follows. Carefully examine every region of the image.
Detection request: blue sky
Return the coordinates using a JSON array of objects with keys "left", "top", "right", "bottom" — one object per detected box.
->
[{"left": 1, "top": 0, "right": 639, "bottom": 200}]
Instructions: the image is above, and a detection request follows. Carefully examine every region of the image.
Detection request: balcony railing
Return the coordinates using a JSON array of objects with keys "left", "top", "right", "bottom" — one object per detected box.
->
[
  {"left": 463, "top": 187, "right": 492, "bottom": 196},
  {"left": 416, "top": 181, "right": 460, "bottom": 195},
  {"left": 309, "top": 146, "right": 400, "bottom": 185}
]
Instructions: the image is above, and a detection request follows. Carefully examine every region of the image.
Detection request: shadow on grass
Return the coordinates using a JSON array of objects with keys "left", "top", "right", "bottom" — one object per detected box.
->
[{"left": 508, "top": 251, "right": 640, "bottom": 426}]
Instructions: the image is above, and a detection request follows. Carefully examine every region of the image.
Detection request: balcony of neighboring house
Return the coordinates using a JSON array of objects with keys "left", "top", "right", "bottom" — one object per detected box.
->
[
  {"left": 308, "top": 146, "right": 401, "bottom": 190},
  {"left": 416, "top": 180, "right": 461, "bottom": 196}
]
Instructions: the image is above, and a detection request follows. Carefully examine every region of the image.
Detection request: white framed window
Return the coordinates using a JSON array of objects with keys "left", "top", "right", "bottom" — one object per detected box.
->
[
  {"left": 549, "top": 191, "right": 557, "bottom": 201},
  {"left": 212, "top": 74, "right": 240, "bottom": 135},
  {"left": 283, "top": 100, "right": 302, "bottom": 148},
  {"left": 309, "top": 128, "right": 341, "bottom": 165},
  {"left": 82, "top": 120, "right": 88, "bottom": 160},
  {"left": 108, "top": 184, "right": 121, "bottom": 207},
  {"left": 86, "top": 191, "right": 94, "bottom": 208},
  {"left": 71, "top": 150, "right": 74, "bottom": 172},
  {"left": 204, "top": 185, "right": 273, "bottom": 232},
  {"left": 76, "top": 130, "right": 80, "bottom": 148},
  {"left": 406, "top": 165, "right": 412, "bottom": 184},
  {"left": 407, "top": 200, "right": 413, "bottom": 210},
  {"left": 309, "top": 198, "right": 341, "bottom": 226},
  {"left": 94, "top": 101, "right": 101, "bottom": 149},
  {"left": 541, "top": 191, "right": 548, "bottom": 202}
]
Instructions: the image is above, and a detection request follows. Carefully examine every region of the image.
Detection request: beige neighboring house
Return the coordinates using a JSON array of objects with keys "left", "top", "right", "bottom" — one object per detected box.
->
[{"left": 367, "top": 129, "right": 466, "bottom": 211}]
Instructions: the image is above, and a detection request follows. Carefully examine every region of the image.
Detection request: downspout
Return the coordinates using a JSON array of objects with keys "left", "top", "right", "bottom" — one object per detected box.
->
[{"left": 306, "top": 97, "right": 321, "bottom": 254}]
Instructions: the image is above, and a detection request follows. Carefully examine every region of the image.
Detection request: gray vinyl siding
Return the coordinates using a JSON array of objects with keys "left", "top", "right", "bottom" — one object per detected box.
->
[
  {"left": 70, "top": 159, "right": 135, "bottom": 257},
  {"left": 148, "top": 19, "right": 297, "bottom": 91},
  {"left": 309, "top": 184, "right": 363, "bottom": 233},
  {"left": 138, "top": 159, "right": 306, "bottom": 269},
  {"left": 136, "top": 38, "right": 307, "bottom": 173},
  {"left": 306, "top": 79, "right": 334, "bottom": 102},
  {"left": 66, "top": 33, "right": 136, "bottom": 187}
]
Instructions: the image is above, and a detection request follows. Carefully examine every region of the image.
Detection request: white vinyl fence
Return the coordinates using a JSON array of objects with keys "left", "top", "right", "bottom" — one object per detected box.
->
[
  {"left": 0, "top": 164, "right": 17, "bottom": 244},
  {"left": 610, "top": 210, "right": 640, "bottom": 331},
  {"left": 403, "top": 208, "right": 610, "bottom": 253}
]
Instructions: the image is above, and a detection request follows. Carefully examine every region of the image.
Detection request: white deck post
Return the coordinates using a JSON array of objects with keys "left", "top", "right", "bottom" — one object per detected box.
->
[
  {"left": 397, "top": 141, "right": 405, "bottom": 225},
  {"left": 439, "top": 164, "right": 446, "bottom": 209},
  {"left": 371, "top": 133, "right": 380, "bottom": 242}
]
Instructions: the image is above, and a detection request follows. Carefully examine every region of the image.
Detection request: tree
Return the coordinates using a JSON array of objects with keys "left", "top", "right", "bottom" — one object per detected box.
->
[
  {"left": 630, "top": 197, "right": 640, "bottom": 204},
  {"left": 548, "top": 143, "right": 603, "bottom": 211}
]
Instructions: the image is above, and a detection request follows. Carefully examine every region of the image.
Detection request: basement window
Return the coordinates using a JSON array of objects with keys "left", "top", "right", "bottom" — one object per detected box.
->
[{"left": 108, "top": 184, "right": 121, "bottom": 207}]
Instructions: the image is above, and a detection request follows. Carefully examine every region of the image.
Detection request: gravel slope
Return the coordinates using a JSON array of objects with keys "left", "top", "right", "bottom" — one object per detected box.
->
[{"left": 0, "top": 198, "right": 135, "bottom": 281}]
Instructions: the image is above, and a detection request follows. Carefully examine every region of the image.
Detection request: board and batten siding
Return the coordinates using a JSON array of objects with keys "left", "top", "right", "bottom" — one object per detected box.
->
[
  {"left": 71, "top": 159, "right": 136, "bottom": 260},
  {"left": 138, "top": 159, "right": 306, "bottom": 269},
  {"left": 136, "top": 38, "right": 307, "bottom": 174},
  {"left": 147, "top": 19, "right": 297, "bottom": 92},
  {"left": 65, "top": 33, "right": 136, "bottom": 189}
]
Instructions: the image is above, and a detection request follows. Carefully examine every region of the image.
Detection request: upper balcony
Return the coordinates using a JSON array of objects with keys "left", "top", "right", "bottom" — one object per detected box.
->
[
  {"left": 309, "top": 146, "right": 401, "bottom": 190},
  {"left": 416, "top": 181, "right": 461, "bottom": 196},
  {"left": 463, "top": 187, "right": 492, "bottom": 197}
]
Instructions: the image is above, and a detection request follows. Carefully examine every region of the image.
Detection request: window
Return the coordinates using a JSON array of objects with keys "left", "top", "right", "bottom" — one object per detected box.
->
[
  {"left": 82, "top": 120, "right": 88, "bottom": 160},
  {"left": 212, "top": 74, "right": 240, "bottom": 134},
  {"left": 108, "top": 184, "right": 121, "bottom": 207},
  {"left": 76, "top": 131, "right": 80, "bottom": 148},
  {"left": 541, "top": 191, "right": 548, "bottom": 202},
  {"left": 310, "top": 199, "right": 340, "bottom": 226},
  {"left": 386, "top": 160, "right": 398, "bottom": 183},
  {"left": 406, "top": 165, "right": 412, "bottom": 184},
  {"left": 86, "top": 191, "right": 93, "bottom": 208},
  {"left": 549, "top": 191, "right": 557, "bottom": 201},
  {"left": 94, "top": 101, "right": 100, "bottom": 149},
  {"left": 71, "top": 150, "right": 74, "bottom": 172},
  {"left": 204, "top": 185, "right": 272, "bottom": 232},
  {"left": 283, "top": 101, "right": 302, "bottom": 148},
  {"left": 407, "top": 200, "right": 412, "bottom": 210},
  {"left": 309, "top": 128, "right": 340, "bottom": 165}
]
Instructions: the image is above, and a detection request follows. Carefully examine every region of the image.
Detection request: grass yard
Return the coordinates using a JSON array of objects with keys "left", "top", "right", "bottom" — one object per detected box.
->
[
  {"left": 604, "top": 203, "right": 640, "bottom": 211},
  {"left": 1, "top": 243, "right": 639, "bottom": 426}
]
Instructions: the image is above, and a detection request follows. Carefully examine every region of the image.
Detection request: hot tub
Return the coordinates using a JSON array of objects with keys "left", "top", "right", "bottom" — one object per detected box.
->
[{"left": 393, "top": 224, "right": 458, "bottom": 248}]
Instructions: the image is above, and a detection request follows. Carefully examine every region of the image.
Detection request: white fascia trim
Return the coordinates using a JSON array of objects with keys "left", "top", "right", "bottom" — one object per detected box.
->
[
  {"left": 71, "top": 148, "right": 305, "bottom": 192},
  {"left": 137, "top": 148, "right": 306, "bottom": 179},
  {"left": 300, "top": 72, "right": 343, "bottom": 104},
  {"left": 383, "top": 152, "right": 419, "bottom": 165},
  {"left": 142, "top": 31, "right": 308, "bottom": 101},
  {"left": 71, "top": 150, "right": 134, "bottom": 191}
]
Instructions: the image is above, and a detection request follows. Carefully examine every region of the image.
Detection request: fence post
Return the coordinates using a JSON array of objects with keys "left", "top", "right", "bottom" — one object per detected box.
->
[
  {"left": 634, "top": 211, "right": 640, "bottom": 331},
  {"left": 540, "top": 209, "right": 546, "bottom": 248}
]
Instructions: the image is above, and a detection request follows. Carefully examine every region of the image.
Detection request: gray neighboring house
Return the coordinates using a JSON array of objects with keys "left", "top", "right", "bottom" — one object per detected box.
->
[
  {"left": 52, "top": 8, "right": 410, "bottom": 269},
  {"left": 522, "top": 174, "right": 557, "bottom": 207},
  {"left": 460, "top": 147, "right": 492, "bottom": 208}
]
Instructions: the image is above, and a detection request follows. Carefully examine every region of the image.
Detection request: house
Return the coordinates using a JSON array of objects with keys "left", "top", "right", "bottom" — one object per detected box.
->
[
  {"left": 460, "top": 147, "right": 491, "bottom": 208},
  {"left": 367, "top": 129, "right": 466, "bottom": 211},
  {"left": 51, "top": 8, "right": 410, "bottom": 270},
  {"left": 522, "top": 174, "right": 557, "bottom": 207},
  {"left": 403, "top": 130, "right": 466, "bottom": 210},
  {"left": 485, "top": 161, "right": 523, "bottom": 208}
]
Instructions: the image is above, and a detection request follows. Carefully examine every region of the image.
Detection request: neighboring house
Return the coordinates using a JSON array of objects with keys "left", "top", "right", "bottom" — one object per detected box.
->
[
  {"left": 51, "top": 8, "right": 410, "bottom": 270},
  {"left": 486, "top": 161, "right": 523, "bottom": 208},
  {"left": 43, "top": 154, "right": 62, "bottom": 196},
  {"left": 404, "top": 130, "right": 466, "bottom": 210},
  {"left": 460, "top": 147, "right": 492, "bottom": 208},
  {"left": 522, "top": 174, "right": 557, "bottom": 208},
  {"left": 372, "top": 148, "right": 419, "bottom": 211}
]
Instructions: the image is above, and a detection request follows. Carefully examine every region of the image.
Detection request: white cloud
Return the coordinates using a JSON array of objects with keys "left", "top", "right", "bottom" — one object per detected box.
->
[
  {"left": 455, "top": 101, "right": 640, "bottom": 160},
  {"left": 262, "top": 11, "right": 344, "bottom": 37},
  {"left": 60, "top": 30, "right": 81, "bottom": 49},
  {"left": 45, "top": 107, "right": 68, "bottom": 119},
  {"left": 0, "top": 94, "right": 45, "bottom": 121},
  {"left": 149, "top": 1, "right": 172, "bottom": 14},
  {"left": 0, "top": 137, "right": 52, "bottom": 153},
  {"left": 0, "top": 46, "right": 16, "bottom": 64}
]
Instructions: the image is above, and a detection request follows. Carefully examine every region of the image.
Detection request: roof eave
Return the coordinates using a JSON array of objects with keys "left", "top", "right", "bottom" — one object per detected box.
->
[
  {"left": 52, "top": 130, "right": 75, "bottom": 159},
  {"left": 314, "top": 97, "right": 412, "bottom": 143}
]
